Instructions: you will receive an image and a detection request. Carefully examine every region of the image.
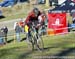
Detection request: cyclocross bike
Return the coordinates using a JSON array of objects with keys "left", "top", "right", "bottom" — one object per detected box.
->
[{"left": 25, "top": 22, "right": 44, "bottom": 51}]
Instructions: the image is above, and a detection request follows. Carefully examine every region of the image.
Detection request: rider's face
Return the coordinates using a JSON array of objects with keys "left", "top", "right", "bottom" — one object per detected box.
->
[
  {"left": 35, "top": 14, "right": 38, "bottom": 17},
  {"left": 34, "top": 10, "right": 39, "bottom": 17}
]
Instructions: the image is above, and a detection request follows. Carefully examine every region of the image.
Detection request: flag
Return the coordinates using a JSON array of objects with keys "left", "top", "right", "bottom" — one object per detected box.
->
[{"left": 48, "top": 12, "right": 68, "bottom": 35}]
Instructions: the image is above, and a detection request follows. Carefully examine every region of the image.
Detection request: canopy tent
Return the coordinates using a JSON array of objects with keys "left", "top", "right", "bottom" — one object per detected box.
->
[
  {"left": 48, "top": 0, "right": 75, "bottom": 34},
  {"left": 49, "top": 0, "right": 75, "bottom": 13}
]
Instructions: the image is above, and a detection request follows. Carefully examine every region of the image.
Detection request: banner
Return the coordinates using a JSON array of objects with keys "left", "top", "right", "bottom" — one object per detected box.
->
[{"left": 48, "top": 12, "right": 68, "bottom": 35}]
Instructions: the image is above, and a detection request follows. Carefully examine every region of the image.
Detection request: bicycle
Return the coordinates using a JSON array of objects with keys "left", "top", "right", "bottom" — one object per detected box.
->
[{"left": 25, "top": 23, "right": 44, "bottom": 51}]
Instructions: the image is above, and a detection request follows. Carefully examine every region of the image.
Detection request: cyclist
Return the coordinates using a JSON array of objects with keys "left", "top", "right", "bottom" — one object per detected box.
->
[
  {"left": 24, "top": 8, "right": 45, "bottom": 51},
  {"left": 25, "top": 7, "right": 42, "bottom": 38}
]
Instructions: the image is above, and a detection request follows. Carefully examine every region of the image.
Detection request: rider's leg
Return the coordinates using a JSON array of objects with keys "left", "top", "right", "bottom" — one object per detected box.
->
[
  {"left": 35, "top": 28, "right": 39, "bottom": 39},
  {"left": 26, "top": 30, "right": 31, "bottom": 42}
]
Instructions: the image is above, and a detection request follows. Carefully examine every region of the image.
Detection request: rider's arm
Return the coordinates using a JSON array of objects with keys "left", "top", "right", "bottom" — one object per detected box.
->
[
  {"left": 38, "top": 15, "right": 42, "bottom": 23},
  {"left": 25, "top": 15, "right": 30, "bottom": 24},
  {"left": 25, "top": 11, "right": 33, "bottom": 24}
]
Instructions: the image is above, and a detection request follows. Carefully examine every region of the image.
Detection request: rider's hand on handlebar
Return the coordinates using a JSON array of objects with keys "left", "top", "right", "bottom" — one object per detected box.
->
[{"left": 36, "top": 24, "right": 41, "bottom": 28}]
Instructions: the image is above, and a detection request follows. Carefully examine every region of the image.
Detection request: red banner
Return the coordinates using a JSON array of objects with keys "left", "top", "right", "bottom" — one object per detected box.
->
[{"left": 48, "top": 13, "right": 68, "bottom": 34}]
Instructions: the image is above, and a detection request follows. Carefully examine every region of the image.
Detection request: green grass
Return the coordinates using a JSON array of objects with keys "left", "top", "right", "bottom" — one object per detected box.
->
[
  {"left": 0, "top": 32, "right": 75, "bottom": 59},
  {"left": 0, "top": 2, "right": 75, "bottom": 59}
]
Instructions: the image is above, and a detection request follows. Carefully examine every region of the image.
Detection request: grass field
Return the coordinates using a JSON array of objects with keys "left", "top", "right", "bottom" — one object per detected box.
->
[
  {"left": 0, "top": 1, "right": 75, "bottom": 59},
  {"left": 0, "top": 32, "right": 75, "bottom": 59}
]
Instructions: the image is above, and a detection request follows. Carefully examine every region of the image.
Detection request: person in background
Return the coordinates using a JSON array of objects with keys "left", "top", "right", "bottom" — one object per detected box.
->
[
  {"left": 71, "top": 10, "right": 75, "bottom": 24},
  {"left": 0, "top": 29, "right": 5, "bottom": 45},
  {"left": 72, "top": 17, "right": 75, "bottom": 24},
  {"left": 14, "top": 22, "right": 22, "bottom": 42},
  {"left": 19, "top": 19, "right": 24, "bottom": 33},
  {"left": 1, "top": 26, "right": 8, "bottom": 44},
  {"left": 38, "top": 11, "right": 47, "bottom": 35}
]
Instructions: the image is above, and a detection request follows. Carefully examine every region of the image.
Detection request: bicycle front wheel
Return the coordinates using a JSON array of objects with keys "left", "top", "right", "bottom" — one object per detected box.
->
[{"left": 36, "top": 36, "right": 44, "bottom": 51}]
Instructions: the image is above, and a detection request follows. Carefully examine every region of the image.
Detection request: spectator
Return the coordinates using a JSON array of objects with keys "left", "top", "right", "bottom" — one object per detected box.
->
[
  {"left": 14, "top": 22, "right": 22, "bottom": 42},
  {"left": 19, "top": 19, "right": 24, "bottom": 33},
  {"left": 49, "top": 0, "right": 52, "bottom": 6},
  {"left": 1, "top": 26, "right": 8, "bottom": 44},
  {"left": 71, "top": 11, "right": 75, "bottom": 24},
  {"left": 0, "top": 29, "right": 5, "bottom": 45},
  {"left": 0, "top": 10, "right": 5, "bottom": 19},
  {"left": 38, "top": 11, "right": 47, "bottom": 35},
  {"left": 72, "top": 17, "right": 75, "bottom": 24},
  {"left": 68, "top": 22, "right": 71, "bottom": 32},
  {"left": 0, "top": 10, "right": 2, "bottom": 16}
]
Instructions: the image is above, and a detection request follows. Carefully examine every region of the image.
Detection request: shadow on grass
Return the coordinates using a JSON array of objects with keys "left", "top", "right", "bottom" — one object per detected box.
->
[
  {"left": 55, "top": 47, "right": 75, "bottom": 56},
  {"left": 7, "top": 39, "right": 14, "bottom": 43},
  {"left": 0, "top": 35, "right": 75, "bottom": 59},
  {"left": 18, "top": 40, "right": 68, "bottom": 59},
  {"left": 43, "top": 46, "right": 58, "bottom": 51},
  {"left": 0, "top": 45, "right": 75, "bottom": 59},
  {"left": 18, "top": 45, "right": 75, "bottom": 59},
  {"left": 20, "top": 37, "right": 26, "bottom": 42},
  {"left": 18, "top": 50, "right": 34, "bottom": 59},
  {"left": 7, "top": 37, "right": 26, "bottom": 43},
  {"left": 18, "top": 46, "right": 58, "bottom": 59},
  {"left": 0, "top": 16, "right": 5, "bottom": 19}
]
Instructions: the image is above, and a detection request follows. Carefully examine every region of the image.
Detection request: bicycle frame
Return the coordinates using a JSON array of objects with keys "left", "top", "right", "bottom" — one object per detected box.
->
[{"left": 25, "top": 22, "right": 44, "bottom": 51}]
